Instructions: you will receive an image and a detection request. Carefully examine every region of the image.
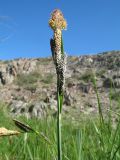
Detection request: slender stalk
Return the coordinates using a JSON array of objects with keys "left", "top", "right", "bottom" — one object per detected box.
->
[
  {"left": 57, "top": 76, "right": 63, "bottom": 160},
  {"left": 57, "top": 114, "right": 62, "bottom": 159}
]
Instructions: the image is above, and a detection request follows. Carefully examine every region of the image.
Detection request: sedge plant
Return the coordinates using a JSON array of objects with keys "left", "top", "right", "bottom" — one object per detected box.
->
[{"left": 49, "top": 9, "right": 67, "bottom": 160}]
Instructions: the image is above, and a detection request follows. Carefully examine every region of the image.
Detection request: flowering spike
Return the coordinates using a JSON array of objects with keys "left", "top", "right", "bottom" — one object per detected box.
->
[{"left": 49, "top": 9, "right": 67, "bottom": 30}]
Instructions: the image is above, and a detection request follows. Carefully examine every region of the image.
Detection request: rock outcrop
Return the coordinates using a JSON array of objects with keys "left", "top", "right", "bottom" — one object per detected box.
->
[{"left": 0, "top": 51, "right": 120, "bottom": 119}]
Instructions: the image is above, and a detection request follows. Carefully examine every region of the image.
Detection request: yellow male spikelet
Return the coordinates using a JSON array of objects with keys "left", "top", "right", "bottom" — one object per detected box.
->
[{"left": 49, "top": 9, "right": 67, "bottom": 30}]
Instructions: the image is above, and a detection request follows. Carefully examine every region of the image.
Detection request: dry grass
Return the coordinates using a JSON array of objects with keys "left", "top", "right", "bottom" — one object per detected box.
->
[{"left": 0, "top": 127, "right": 20, "bottom": 137}]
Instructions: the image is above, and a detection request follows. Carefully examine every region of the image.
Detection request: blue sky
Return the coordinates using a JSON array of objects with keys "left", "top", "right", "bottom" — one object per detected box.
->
[{"left": 0, "top": 0, "right": 120, "bottom": 60}]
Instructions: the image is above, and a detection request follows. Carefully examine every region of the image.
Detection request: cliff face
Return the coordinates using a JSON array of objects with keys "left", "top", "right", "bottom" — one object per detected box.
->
[{"left": 0, "top": 51, "right": 120, "bottom": 119}]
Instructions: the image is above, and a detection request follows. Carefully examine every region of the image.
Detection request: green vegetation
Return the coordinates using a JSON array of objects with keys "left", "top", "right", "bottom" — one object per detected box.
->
[
  {"left": 15, "top": 71, "right": 41, "bottom": 88},
  {"left": 1, "top": 101, "right": 120, "bottom": 159},
  {"left": 79, "top": 71, "right": 94, "bottom": 83},
  {"left": 111, "top": 91, "right": 120, "bottom": 101},
  {"left": 15, "top": 71, "right": 54, "bottom": 90},
  {"left": 96, "top": 69, "right": 106, "bottom": 77},
  {"left": 15, "top": 72, "right": 39, "bottom": 92},
  {"left": 41, "top": 73, "right": 54, "bottom": 84}
]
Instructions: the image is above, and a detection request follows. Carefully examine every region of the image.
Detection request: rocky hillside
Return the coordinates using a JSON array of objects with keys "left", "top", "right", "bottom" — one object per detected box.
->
[{"left": 0, "top": 50, "right": 120, "bottom": 119}]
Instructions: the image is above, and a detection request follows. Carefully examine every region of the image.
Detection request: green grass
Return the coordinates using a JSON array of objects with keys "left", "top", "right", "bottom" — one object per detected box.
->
[
  {"left": 1, "top": 101, "right": 120, "bottom": 159},
  {"left": 111, "top": 91, "right": 120, "bottom": 101}
]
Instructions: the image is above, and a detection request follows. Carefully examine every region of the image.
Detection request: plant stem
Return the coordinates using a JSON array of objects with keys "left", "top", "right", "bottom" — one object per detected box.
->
[{"left": 57, "top": 77, "right": 62, "bottom": 160}]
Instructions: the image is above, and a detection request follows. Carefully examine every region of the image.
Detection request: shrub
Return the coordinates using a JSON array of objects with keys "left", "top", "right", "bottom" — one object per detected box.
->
[
  {"left": 96, "top": 69, "right": 106, "bottom": 77},
  {"left": 42, "top": 73, "right": 53, "bottom": 84},
  {"left": 36, "top": 58, "right": 52, "bottom": 66},
  {"left": 15, "top": 71, "right": 42, "bottom": 90},
  {"left": 79, "top": 71, "right": 93, "bottom": 82}
]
